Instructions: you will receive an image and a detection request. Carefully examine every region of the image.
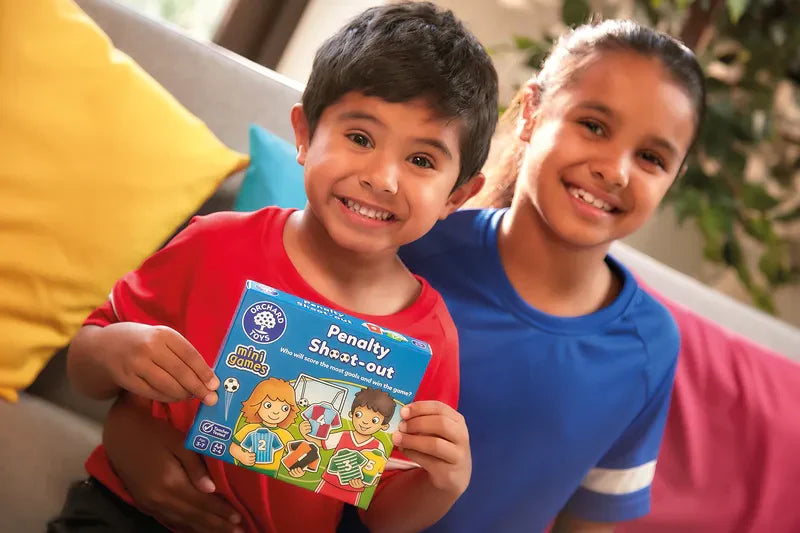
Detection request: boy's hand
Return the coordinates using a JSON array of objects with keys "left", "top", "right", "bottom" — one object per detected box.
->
[
  {"left": 391, "top": 401, "right": 471, "bottom": 497},
  {"left": 99, "top": 322, "right": 219, "bottom": 405},
  {"left": 104, "top": 395, "right": 242, "bottom": 533},
  {"left": 349, "top": 478, "right": 365, "bottom": 489},
  {"left": 299, "top": 420, "right": 312, "bottom": 438}
]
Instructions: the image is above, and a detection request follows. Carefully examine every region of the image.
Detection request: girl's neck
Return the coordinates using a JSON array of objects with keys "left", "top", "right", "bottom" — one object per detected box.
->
[
  {"left": 498, "top": 199, "right": 620, "bottom": 317},
  {"left": 283, "top": 209, "right": 418, "bottom": 315}
]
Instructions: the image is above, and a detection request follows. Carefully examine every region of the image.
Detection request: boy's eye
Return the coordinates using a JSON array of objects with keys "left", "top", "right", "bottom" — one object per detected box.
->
[
  {"left": 409, "top": 155, "right": 434, "bottom": 169},
  {"left": 264, "top": 402, "right": 272, "bottom": 409},
  {"left": 347, "top": 133, "right": 372, "bottom": 148},
  {"left": 640, "top": 151, "right": 666, "bottom": 170},
  {"left": 579, "top": 120, "right": 605, "bottom": 137},
  {"left": 371, "top": 417, "right": 380, "bottom": 424},
  {"left": 354, "top": 411, "right": 362, "bottom": 418}
]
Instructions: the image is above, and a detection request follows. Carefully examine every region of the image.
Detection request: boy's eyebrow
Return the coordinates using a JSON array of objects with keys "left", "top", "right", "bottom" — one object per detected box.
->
[
  {"left": 339, "top": 110, "right": 385, "bottom": 126},
  {"left": 415, "top": 137, "right": 453, "bottom": 160},
  {"left": 338, "top": 111, "right": 453, "bottom": 160}
]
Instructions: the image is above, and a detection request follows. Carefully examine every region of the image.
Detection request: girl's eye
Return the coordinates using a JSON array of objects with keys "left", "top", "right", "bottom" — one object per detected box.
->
[
  {"left": 354, "top": 411, "right": 362, "bottom": 418},
  {"left": 282, "top": 405, "right": 289, "bottom": 412},
  {"left": 580, "top": 120, "right": 605, "bottom": 137},
  {"left": 347, "top": 133, "right": 372, "bottom": 148},
  {"left": 264, "top": 402, "right": 272, "bottom": 409},
  {"left": 409, "top": 155, "right": 434, "bottom": 169},
  {"left": 640, "top": 151, "right": 666, "bottom": 170},
  {"left": 372, "top": 417, "right": 380, "bottom": 424}
]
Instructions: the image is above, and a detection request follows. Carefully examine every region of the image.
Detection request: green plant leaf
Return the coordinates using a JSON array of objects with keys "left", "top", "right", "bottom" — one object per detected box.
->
[
  {"left": 726, "top": 0, "right": 750, "bottom": 23},
  {"left": 722, "top": 237, "right": 744, "bottom": 267},
  {"left": 562, "top": 0, "right": 591, "bottom": 28},
  {"left": 749, "top": 284, "right": 776, "bottom": 314},
  {"left": 512, "top": 36, "right": 536, "bottom": 50},
  {"left": 741, "top": 183, "right": 780, "bottom": 211},
  {"left": 742, "top": 216, "right": 775, "bottom": 243},
  {"left": 759, "top": 245, "right": 791, "bottom": 285},
  {"left": 671, "top": 188, "right": 704, "bottom": 224}
]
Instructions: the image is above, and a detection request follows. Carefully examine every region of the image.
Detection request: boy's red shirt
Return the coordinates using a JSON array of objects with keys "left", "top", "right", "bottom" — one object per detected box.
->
[{"left": 83, "top": 207, "right": 459, "bottom": 532}]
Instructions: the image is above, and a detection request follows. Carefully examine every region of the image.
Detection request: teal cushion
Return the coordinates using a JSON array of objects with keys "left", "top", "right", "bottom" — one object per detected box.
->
[{"left": 234, "top": 124, "right": 307, "bottom": 211}]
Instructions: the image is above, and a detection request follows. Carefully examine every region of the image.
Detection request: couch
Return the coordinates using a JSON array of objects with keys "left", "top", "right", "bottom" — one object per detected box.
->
[{"left": 3, "top": 1, "right": 799, "bottom": 532}]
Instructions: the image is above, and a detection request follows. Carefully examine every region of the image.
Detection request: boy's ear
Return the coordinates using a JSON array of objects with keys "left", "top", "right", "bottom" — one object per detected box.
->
[
  {"left": 290, "top": 103, "right": 310, "bottom": 166},
  {"left": 517, "top": 81, "right": 541, "bottom": 143},
  {"left": 439, "top": 173, "right": 486, "bottom": 220},
  {"left": 381, "top": 422, "right": 390, "bottom": 431}
]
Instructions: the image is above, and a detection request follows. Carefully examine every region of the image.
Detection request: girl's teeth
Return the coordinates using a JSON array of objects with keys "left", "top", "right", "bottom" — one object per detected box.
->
[{"left": 568, "top": 187, "right": 614, "bottom": 212}]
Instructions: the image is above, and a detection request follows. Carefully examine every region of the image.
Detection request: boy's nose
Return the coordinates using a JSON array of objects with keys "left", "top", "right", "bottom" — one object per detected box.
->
[{"left": 359, "top": 164, "right": 399, "bottom": 194}]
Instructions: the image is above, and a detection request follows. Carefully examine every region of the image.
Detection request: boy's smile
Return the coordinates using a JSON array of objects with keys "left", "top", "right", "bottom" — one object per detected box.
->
[
  {"left": 291, "top": 92, "right": 467, "bottom": 256},
  {"left": 518, "top": 51, "right": 695, "bottom": 249},
  {"left": 352, "top": 406, "right": 388, "bottom": 436}
]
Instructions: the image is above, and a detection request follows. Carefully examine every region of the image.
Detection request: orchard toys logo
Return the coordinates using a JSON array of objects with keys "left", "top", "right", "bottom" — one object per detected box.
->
[{"left": 242, "top": 301, "right": 287, "bottom": 344}]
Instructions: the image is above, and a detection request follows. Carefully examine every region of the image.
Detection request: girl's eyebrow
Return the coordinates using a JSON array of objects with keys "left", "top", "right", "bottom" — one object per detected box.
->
[{"left": 645, "top": 136, "right": 679, "bottom": 159}]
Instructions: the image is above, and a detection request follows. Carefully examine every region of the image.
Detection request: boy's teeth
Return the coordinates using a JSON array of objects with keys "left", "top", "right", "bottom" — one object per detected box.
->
[
  {"left": 568, "top": 186, "right": 614, "bottom": 212},
  {"left": 343, "top": 198, "right": 392, "bottom": 220}
]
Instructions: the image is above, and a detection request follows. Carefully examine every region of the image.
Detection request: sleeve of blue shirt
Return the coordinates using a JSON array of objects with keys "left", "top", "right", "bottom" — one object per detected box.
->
[{"left": 564, "top": 352, "right": 678, "bottom": 523}]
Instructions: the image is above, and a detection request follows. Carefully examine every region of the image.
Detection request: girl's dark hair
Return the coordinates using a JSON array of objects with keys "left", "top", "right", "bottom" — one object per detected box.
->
[
  {"left": 302, "top": 2, "right": 498, "bottom": 188},
  {"left": 469, "top": 19, "right": 706, "bottom": 209}
]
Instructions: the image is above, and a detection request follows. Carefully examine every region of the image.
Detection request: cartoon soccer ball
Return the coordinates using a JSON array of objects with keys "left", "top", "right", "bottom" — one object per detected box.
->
[
  {"left": 297, "top": 397, "right": 310, "bottom": 408},
  {"left": 223, "top": 377, "right": 240, "bottom": 393}
]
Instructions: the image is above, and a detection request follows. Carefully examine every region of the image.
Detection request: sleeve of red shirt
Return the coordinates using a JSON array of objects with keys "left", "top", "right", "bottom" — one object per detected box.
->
[{"left": 83, "top": 216, "right": 208, "bottom": 330}]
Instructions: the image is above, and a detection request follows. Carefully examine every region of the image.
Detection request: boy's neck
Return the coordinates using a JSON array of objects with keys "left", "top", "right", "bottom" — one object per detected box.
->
[
  {"left": 351, "top": 430, "right": 372, "bottom": 444},
  {"left": 283, "top": 209, "right": 420, "bottom": 316},
  {"left": 498, "top": 201, "right": 621, "bottom": 317}
]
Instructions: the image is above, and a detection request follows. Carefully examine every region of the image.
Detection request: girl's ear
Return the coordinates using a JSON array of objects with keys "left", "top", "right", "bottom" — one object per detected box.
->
[
  {"left": 517, "top": 81, "right": 542, "bottom": 143},
  {"left": 290, "top": 103, "right": 310, "bottom": 166}
]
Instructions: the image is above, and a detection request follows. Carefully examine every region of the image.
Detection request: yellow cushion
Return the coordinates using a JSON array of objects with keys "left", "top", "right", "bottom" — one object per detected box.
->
[{"left": 0, "top": 0, "right": 249, "bottom": 401}]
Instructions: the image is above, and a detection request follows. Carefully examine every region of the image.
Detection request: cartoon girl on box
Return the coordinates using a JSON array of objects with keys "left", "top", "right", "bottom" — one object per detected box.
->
[{"left": 229, "top": 377, "right": 299, "bottom": 476}]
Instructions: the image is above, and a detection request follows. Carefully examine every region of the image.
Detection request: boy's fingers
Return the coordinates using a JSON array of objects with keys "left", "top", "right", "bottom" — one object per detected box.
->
[
  {"left": 401, "top": 401, "right": 463, "bottom": 424},
  {"left": 140, "top": 364, "right": 192, "bottom": 402},
  {"left": 399, "top": 414, "right": 466, "bottom": 443},
  {"left": 392, "top": 433, "right": 460, "bottom": 464},
  {"left": 162, "top": 327, "right": 219, "bottom": 390},
  {"left": 156, "top": 350, "right": 218, "bottom": 405},
  {"left": 133, "top": 376, "right": 183, "bottom": 404}
]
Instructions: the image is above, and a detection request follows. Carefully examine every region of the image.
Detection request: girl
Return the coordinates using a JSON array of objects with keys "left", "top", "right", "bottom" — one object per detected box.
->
[
  {"left": 228, "top": 378, "right": 298, "bottom": 477},
  {"left": 98, "top": 19, "right": 705, "bottom": 533}
]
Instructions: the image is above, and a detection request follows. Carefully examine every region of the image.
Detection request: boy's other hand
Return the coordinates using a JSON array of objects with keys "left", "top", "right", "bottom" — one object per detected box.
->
[
  {"left": 100, "top": 322, "right": 219, "bottom": 405},
  {"left": 299, "top": 420, "right": 312, "bottom": 437},
  {"left": 391, "top": 401, "right": 471, "bottom": 497},
  {"left": 104, "top": 395, "right": 242, "bottom": 533}
]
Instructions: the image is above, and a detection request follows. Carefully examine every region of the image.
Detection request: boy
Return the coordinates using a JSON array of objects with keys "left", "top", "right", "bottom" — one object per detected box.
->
[
  {"left": 300, "top": 388, "right": 394, "bottom": 506},
  {"left": 57, "top": 2, "right": 498, "bottom": 533}
]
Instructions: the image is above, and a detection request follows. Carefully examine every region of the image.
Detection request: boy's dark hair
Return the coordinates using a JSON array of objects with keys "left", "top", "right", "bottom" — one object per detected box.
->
[
  {"left": 351, "top": 387, "right": 396, "bottom": 422},
  {"left": 302, "top": 1, "right": 498, "bottom": 188}
]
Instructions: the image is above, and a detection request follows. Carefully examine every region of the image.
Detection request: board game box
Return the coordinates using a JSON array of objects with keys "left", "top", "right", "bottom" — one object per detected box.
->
[{"left": 185, "top": 280, "right": 432, "bottom": 509}]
